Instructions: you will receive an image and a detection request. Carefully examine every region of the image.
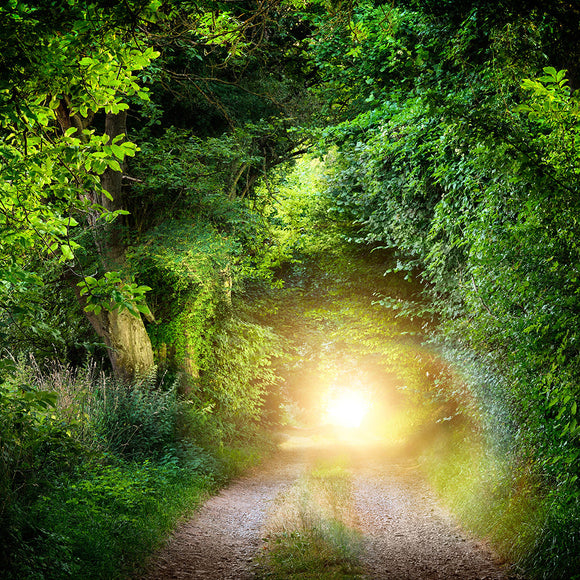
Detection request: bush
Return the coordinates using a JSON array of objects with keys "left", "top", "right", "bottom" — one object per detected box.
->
[
  {"left": 0, "top": 355, "right": 274, "bottom": 579},
  {"left": 0, "top": 361, "right": 86, "bottom": 574},
  {"left": 9, "top": 458, "right": 215, "bottom": 580},
  {"left": 92, "top": 370, "right": 179, "bottom": 460}
]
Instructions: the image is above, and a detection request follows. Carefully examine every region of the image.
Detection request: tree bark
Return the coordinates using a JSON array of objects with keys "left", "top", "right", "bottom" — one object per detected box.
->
[
  {"left": 85, "top": 110, "right": 155, "bottom": 381},
  {"left": 80, "top": 297, "right": 155, "bottom": 383}
]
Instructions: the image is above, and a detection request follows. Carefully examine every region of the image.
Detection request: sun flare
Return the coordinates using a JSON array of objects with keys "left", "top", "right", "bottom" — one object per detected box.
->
[{"left": 325, "top": 390, "right": 370, "bottom": 429}]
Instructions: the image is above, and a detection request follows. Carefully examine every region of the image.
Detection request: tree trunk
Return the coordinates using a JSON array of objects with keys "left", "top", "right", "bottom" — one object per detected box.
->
[
  {"left": 99, "top": 111, "right": 130, "bottom": 266},
  {"left": 86, "top": 111, "right": 155, "bottom": 381},
  {"left": 81, "top": 299, "right": 155, "bottom": 383}
]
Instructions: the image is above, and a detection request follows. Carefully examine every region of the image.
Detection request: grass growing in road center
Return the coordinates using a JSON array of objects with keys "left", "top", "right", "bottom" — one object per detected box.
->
[{"left": 257, "top": 456, "right": 366, "bottom": 579}]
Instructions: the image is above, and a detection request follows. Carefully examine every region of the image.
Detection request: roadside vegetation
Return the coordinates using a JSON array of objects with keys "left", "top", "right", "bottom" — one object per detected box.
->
[
  {"left": 0, "top": 357, "right": 273, "bottom": 579},
  {"left": 257, "top": 456, "right": 365, "bottom": 580}
]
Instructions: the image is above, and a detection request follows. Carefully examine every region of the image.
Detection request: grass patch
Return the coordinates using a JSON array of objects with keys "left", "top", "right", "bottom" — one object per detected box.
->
[
  {"left": 257, "top": 457, "right": 366, "bottom": 579},
  {"left": 420, "top": 427, "right": 580, "bottom": 579},
  {"left": 21, "top": 460, "right": 214, "bottom": 580}
]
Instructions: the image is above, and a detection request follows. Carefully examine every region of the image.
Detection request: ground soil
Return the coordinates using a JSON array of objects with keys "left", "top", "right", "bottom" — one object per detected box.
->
[{"left": 141, "top": 434, "right": 523, "bottom": 580}]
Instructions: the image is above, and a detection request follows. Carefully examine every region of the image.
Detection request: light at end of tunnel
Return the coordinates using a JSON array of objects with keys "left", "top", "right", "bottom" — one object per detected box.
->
[{"left": 325, "top": 389, "right": 370, "bottom": 429}]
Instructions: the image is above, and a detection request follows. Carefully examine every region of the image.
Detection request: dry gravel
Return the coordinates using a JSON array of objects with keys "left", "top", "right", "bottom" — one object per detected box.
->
[
  {"left": 141, "top": 436, "right": 522, "bottom": 579},
  {"left": 350, "top": 448, "right": 520, "bottom": 580},
  {"left": 141, "top": 448, "right": 307, "bottom": 580}
]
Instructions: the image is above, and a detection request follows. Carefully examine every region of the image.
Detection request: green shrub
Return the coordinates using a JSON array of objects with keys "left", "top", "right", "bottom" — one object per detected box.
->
[
  {"left": 0, "top": 362, "right": 87, "bottom": 574},
  {"left": 198, "top": 315, "right": 283, "bottom": 437},
  {"left": 92, "top": 371, "right": 179, "bottom": 460},
  {"left": 11, "top": 459, "right": 215, "bottom": 580},
  {"left": 519, "top": 490, "right": 580, "bottom": 580},
  {"left": 0, "top": 355, "right": 274, "bottom": 579}
]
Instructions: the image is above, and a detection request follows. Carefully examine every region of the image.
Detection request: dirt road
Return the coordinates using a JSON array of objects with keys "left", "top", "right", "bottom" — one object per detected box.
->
[{"left": 142, "top": 435, "right": 519, "bottom": 579}]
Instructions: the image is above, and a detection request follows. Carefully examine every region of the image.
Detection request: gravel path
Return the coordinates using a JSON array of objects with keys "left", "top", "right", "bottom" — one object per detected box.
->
[
  {"left": 351, "top": 449, "right": 516, "bottom": 580},
  {"left": 141, "top": 448, "right": 307, "bottom": 580},
  {"left": 141, "top": 437, "right": 520, "bottom": 579}
]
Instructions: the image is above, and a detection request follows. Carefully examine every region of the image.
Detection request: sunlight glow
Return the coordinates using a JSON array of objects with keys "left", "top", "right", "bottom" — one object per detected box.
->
[{"left": 325, "top": 390, "right": 370, "bottom": 429}]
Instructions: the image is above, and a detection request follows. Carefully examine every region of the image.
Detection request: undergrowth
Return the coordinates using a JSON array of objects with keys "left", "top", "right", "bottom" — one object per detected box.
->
[
  {"left": 420, "top": 426, "right": 580, "bottom": 580},
  {"left": 0, "top": 359, "right": 271, "bottom": 579},
  {"left": 257, "top": 458, "right": 365, "bottom": 579}
]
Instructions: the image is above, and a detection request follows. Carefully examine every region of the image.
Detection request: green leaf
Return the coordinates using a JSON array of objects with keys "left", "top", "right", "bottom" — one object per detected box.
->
[
  {"left": 111, "top": 143, "right": 125, "bottom": 159},
  {"left": 107, "top": 159, "right": 122, "bottom": 172},
  {"left": 135, "top": 303, "right": 152, "bottom": 316},
  {"left": 60, "top": 244, "right": 74, "bottom": 261}
]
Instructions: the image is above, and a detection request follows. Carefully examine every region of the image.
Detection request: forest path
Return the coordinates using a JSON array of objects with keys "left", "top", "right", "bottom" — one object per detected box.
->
[{"left": 141, "top": 434, "right": 519, "bottom": 580}]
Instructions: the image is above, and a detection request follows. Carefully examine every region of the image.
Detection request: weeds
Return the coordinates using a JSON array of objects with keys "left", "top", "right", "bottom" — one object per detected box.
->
[
  {"left": 420, "top": 426, "right": 580, "bottom": 579},
  {"left": 257, "top": 458, "right": 365, "bottom": 579},
  {"left": 0, "top": 357, "right": 271, "bottom": 579}
]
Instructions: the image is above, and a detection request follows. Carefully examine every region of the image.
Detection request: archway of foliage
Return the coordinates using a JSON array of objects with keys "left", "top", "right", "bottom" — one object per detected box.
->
[
  {"left": 304, "top": 1, "right": 580, "bottom": 577},
  {"left": 251, "top": 157, "right": 443, "bottom": 437},
  {"left": 2, "top": 0, "right": 580, "bottom": 578}
]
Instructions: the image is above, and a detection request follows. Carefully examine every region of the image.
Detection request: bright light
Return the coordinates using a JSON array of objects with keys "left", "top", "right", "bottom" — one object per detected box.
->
[{"left": 325, "top": 389, "right": 370, "bottom": 429}]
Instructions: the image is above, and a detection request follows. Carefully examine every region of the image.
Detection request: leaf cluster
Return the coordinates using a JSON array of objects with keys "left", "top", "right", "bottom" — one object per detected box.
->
[{"left": 309, "top": 3, "right": 580, "bottom": 573}]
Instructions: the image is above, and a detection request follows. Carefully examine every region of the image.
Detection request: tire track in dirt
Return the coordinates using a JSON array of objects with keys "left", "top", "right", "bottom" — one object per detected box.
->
[
  {"left": 141, "top": 447, "right": 307, "bottom": 580},
  {"left": 351, "top": 451, "right": 519, "bottom": 580}
]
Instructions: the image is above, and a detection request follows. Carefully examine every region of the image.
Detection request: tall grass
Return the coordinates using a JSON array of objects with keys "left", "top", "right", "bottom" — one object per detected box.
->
[
  {"left": 0, "top": 358, "right": 271, "bottom": 579},
  {"left": 257, "top": 458, "right": 365, "bottom": 579},
  {"left": 419, "top": 426, "right": 580, "bottom": 579}
]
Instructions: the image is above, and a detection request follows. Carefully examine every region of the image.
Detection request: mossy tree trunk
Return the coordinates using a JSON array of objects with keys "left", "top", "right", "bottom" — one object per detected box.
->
[
  {"left": 75, "top": 110, "right": 155, "bottom": 381},
  {"left": 81, "top": 300, "right": 155, "bottom": 383}
]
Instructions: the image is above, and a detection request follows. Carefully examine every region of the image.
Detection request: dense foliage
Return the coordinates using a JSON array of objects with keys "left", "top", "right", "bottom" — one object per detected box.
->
[
  {"left": 0, "top": 1, "right": 304, "bottom": 576},
  {"left": 307, "top": 1, "right": 580, "bottom": 577},
  {"left": 2, "top": 0, "right": 580, "bottom": 577}
]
